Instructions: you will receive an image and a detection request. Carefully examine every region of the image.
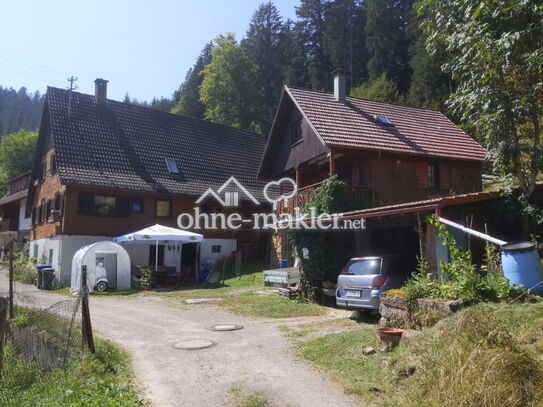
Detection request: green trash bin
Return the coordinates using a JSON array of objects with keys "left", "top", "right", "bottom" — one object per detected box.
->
[{"left": 42, "top": 268, "right": 55, "bottom": 290}]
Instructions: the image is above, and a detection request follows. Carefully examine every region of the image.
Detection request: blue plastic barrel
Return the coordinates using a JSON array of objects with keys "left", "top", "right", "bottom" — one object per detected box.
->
[
  {"left": 501, "top": 242, "right": 543, "bottom": 295},
  {"left": 279, "top": 259, "right": 289, "bottom": 268}
]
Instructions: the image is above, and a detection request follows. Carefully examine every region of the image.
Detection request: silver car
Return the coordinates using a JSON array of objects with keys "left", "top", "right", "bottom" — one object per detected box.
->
[{"left": 336, "top": 256, "right": 412, "bottom": 312}]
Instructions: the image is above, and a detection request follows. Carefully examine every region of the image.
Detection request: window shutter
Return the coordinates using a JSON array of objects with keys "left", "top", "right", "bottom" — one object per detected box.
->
[
  {"left": 116, "top": 196, "right": 130, "bottom": 217},
  {"left": 416, "top": 162, "right": 428, "bottom": 188},
  {"left": 59, "top": 193, "right": 64, "bottom": 214},
  {"left": 77, "top": 193, "right": 93, "bottom": 215}
]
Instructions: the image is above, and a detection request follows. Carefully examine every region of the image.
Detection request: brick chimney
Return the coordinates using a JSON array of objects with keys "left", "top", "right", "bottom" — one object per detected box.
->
[
  {"left": 332, "top": 69, "right": 346, "bottom": 103},
  {"left": 94, "top": 78, "right": 109, "bottom": 104}
]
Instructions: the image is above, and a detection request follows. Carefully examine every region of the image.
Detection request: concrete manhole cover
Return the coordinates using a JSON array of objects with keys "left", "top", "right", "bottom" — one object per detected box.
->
[
  {"left": 173, "top": 339, "right": 216, "bottom": 350},
  {"left": 209, "top": 324, "right": 243, "bottom": 332},
  {"left": 185, "top": 298, "right": 220, "bottom": 304}
]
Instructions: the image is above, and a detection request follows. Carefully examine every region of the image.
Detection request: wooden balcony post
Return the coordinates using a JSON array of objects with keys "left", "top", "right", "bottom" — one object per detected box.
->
[
  {"left": 352, "top": 159, "right": 360, "bottom": 185},
  {"left": 295, "top": 167, "right": 301, "bottom": 189},
  {"left": 328, "top": 151, "right": 336, "bottom": 177}
]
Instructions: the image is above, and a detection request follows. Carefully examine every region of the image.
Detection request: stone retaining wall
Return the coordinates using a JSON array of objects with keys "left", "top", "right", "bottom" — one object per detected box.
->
[{"left": 379, "top": 292, "right": 463, "bottom": 328}]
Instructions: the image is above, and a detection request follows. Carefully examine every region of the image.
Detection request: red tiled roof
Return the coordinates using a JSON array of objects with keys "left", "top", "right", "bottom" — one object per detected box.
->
[
  {"left": 340, "top": 190, "right": 504, "bottom": 219},
  {"left": 287, "top": 87, "right": 488, "bottom": 162}
]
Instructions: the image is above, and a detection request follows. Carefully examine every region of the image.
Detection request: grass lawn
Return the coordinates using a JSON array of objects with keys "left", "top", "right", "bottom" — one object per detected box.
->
[
  {"left": 0, "top": 338, "right": 144, "bottom": 406},
  {"left": 219, "top": 292, "right": 326, "bottom": 319},
  {"left": 51, "top": 260, "right": 326, "bottom": 319},
  {"left": 228, "top": 388, "right": 272, "bottom": 407},
  {"left": 153, "top": 260, "right": 326, "bottom": 319},
  {"left": 293, "top": 301, "right": 543, "bottom": 407}
]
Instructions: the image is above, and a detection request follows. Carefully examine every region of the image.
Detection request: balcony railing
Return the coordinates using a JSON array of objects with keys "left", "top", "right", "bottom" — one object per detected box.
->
[
  {"left": 280, "top": 182, "right": 373, "bottom": 215},
  {"left": 0, "top": 218, "right": 18, "bottom": 232}
]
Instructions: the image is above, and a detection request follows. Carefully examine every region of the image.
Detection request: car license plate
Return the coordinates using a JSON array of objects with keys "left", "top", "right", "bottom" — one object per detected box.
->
[{"left": 345, "top": 289, "right": 361, "bottom": 297}]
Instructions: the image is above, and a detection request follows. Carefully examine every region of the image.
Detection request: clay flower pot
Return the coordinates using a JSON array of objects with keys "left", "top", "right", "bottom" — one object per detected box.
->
[{"left": 376, "top": 327, "right": 404, "bottom": 352}]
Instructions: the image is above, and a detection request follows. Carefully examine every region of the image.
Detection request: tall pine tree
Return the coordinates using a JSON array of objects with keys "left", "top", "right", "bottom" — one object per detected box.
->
[
  {"left": 242, "top": 2, "right": 287, "bottom": 134},
  {"left": 0, "top": 87, "right": 44, "bottom": 136},
  {"left": 296, "top": 0, "right": 332, "bottom": 90},
  {"left": 324, "top": 0, "right": 368, "bottom": 90},
  {"left": 171, "top": 42, "right": 213, "bottom": 119},
  {"left": 407, "top": 15, "right": 451, "bottom": 110},
  {"left": 365, "top": 0, "right": 413, "bottom": 93},
  {"left": 283, "top": 19, "right": 311, "bottom": 88}
]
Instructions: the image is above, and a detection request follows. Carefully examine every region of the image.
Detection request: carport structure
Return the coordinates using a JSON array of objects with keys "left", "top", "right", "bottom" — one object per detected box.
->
[
  {"left": 334, "top": 190, "right": 505, "bottom": 274},
  {"left": 277, "top": 188, "right": 522, "bottom": 281}
]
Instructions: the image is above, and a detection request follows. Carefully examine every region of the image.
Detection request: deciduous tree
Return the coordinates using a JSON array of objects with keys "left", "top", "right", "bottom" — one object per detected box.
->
[
  {"left": 0, "top": 129, "right": 38, "bottom": 192},
  {"left": 199, "top": 34, "right": 261, "bottom": 131},
  {"left": 419, "top": 0, "right": 543, "bottom": 232},
  {"left": 350, "top": 73, "right": 400, "bottom": 103}
]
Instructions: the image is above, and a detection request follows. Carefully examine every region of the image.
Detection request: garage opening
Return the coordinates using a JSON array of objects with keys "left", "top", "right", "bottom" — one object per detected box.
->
[{"left": 326, "top": 218, "right": 420, "bottom": 284}]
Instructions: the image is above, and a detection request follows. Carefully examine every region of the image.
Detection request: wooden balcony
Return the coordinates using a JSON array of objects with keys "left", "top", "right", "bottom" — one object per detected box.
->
[
  {"left": 280, "top": 182, "right": 373, "bottom": 215},
  {"left": 0, "top": 218, "right": 18, "bottom": 233}
]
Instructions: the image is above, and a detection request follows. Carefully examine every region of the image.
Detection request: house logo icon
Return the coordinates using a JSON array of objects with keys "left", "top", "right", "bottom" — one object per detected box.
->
[{"left": 195, "top": 176, "right": 260, "bottom": 207}]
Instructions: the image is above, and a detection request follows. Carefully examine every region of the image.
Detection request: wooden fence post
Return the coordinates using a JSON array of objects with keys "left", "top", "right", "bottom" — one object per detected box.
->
[
  {"left": 8, "top": 241, "right": 14, "bottom": 320},
  {"left": 80, "top": 266, "right": 95, "bottom": 353},
  {"left": 0, "top": 297, "right": 8, "bottom": 379}
]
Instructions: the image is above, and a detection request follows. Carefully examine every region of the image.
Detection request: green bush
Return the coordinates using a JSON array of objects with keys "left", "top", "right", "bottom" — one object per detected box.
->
[
  {"left": 139, "top": 267, "right": 151, "bottom": 287},
  {"left": 13, "top": 263, "right": 37, "bottom": 285},
  {"left": 402, "top": 216, "right": 526, "bottom": 303}
]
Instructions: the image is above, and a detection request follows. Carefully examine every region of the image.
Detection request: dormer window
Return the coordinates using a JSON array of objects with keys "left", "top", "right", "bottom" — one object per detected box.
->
[
  {"left": 375, "top": 115, "right": 393, "bottom": 126},
  {"left": 165, "top": 159, "right": 179, "bottom": 174},
  {"left": 290, "top": 118, "right": 302, "bottom": 145}
]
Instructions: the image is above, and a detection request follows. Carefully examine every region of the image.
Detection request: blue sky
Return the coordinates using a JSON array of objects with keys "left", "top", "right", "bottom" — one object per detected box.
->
[{"left": 0, "top": 0, "right": 297, "bottom": 101}]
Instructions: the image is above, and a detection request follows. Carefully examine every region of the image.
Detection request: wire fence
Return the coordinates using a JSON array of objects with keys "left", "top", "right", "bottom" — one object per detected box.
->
[{"left": 0, "top": 287, "right": 91, "bottom": 406}]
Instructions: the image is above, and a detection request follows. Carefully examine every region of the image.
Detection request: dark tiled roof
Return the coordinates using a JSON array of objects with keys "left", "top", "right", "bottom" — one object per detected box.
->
[
  {"left": 287, "top": 87, "right": 488, "bottom": 162},
  {"left": 0, "top": 188, "right": 28, "bottom": 206},
  {"left": 46, "top": 87, "right": 267, "bottom": 201}
]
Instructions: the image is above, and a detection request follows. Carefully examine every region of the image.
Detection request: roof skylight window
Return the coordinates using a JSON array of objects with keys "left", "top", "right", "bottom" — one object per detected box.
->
[
  {"left": 165, "top": 159, "right": 179, "bottom": 174},
  {"left": 375, "top": 115, "right": 393, "bottom": 126}
]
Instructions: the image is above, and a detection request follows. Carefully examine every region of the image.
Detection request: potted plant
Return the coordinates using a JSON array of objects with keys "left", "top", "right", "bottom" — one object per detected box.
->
[{"left": 139, "top": 267, "right": 152, "bottom": 290}]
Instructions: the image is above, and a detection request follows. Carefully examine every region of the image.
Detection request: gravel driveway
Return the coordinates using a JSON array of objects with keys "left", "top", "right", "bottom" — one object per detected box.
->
[{"left": 0, "top": 275, "right": 360, "bottom": 407}]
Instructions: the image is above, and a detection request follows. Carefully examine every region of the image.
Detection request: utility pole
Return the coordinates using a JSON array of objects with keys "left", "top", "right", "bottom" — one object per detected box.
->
[{"left": 67, "top": 75, "right": 78, "bottom": 119}]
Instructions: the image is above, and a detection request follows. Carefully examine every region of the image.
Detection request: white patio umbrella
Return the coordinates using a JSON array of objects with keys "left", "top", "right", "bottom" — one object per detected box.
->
[{"left": 113, "top": 224, "right": 203, "bottom": 271}]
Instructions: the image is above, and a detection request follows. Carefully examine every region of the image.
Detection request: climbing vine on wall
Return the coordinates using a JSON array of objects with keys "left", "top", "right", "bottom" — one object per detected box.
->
[{"left": 288, "top": 176, "right": 354, "bottom": 302}]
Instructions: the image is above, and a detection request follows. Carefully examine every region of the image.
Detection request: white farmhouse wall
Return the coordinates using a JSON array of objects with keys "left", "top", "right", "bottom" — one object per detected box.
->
[
  {"left": 31, "top": 235, "right": 111, "bottom": 285},
  {"left": 30, "top": 235, "right": 238, "bottom": 285},
  {"left": 18, "top": 198, "right": 31, "bottom": 232},
  {"left": 30, "top": 237, "right": 61, "bottom": 277},
  {"left": 200, "top": 239, "right": 237, "bottom": 264}
]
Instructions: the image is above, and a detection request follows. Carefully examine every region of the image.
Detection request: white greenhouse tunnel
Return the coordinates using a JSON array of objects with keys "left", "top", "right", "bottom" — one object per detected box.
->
[{"left": 71, "top": 241, "right": 131, "bottom": 293}]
